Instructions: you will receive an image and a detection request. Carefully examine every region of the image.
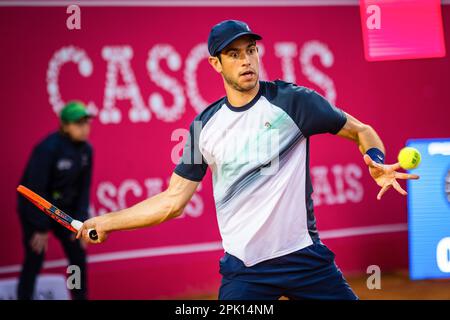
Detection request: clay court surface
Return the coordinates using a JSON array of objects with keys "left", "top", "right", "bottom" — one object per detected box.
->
[{"left": 179, "top": 271, "right": 450, "bottom": 300}]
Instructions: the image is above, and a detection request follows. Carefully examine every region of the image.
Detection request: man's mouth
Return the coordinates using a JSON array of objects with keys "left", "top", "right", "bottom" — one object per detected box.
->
[{"left": 240, "top": 70, "right": 255, "bottom": 78}]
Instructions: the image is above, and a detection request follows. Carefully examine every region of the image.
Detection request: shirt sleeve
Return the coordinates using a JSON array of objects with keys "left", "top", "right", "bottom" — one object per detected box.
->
[
  {"left": 173, "top": 119, "right": 208, "bottom": 182},
  {"left": 19, "top": 143, "right": 55, "bottom": 231},
  {"left": 76, "top": 146, "right": 93, "bottom": 221},
  {"left": 293, "top": 87, "right": 347, "bottom": 137}
]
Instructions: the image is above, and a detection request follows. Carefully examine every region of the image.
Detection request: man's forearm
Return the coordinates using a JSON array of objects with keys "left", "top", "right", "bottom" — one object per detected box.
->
[
  {"left": 78, "top": 173, "right": 200, "bottom": 243},
  {"left": 356, "top": 124, "right": 385, "bottom": 155},
  {"left": 99, "top": 191, "right": 182, "bottom": 233},
  {"left": 337, "top": 112, "right": 385, "bottom": 156}
]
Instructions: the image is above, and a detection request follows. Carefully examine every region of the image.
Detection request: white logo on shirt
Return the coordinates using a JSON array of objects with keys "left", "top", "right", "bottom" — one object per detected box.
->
[{"left": 57, "top": 159, "right": 73, "bottom": 170}]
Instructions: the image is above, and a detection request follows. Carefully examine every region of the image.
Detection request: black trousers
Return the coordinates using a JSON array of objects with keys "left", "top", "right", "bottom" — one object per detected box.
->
[{"left": 17, "top": 219, "right": 87, "bottom": 300}]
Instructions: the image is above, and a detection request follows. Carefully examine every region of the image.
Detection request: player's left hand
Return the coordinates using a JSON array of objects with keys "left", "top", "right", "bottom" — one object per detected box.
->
[{"left": 363, "top": 154, "right": 420, "bottom": 200}]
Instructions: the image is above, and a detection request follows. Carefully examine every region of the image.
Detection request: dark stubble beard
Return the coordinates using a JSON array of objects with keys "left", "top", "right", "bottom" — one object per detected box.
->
[{"left": 222, "top": 72, "right": 259, "bottom": 92}]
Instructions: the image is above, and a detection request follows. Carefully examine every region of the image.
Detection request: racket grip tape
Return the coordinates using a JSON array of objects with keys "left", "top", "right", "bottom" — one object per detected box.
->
[
  {"left": 87, "top": 229, "right": 98, "bottom": 241},
  {"left": 71, "top": 220, "right": 98, "bottom": 241}
]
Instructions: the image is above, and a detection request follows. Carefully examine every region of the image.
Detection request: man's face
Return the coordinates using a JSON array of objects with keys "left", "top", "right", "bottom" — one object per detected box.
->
[
  {"left": 212, "top": 35, "right": 260, "bottom": 92},
  {"left": 62, "top": 117, "right": 91, "bottom": 142}
]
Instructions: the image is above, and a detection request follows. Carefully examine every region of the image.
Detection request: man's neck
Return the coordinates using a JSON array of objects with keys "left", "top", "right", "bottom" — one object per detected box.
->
[
  {"left": 58, "top": 131, "right": 86, "bottom": 146},
  {"left": 225, "top": 81, "right": 260, "bottom": 107}
]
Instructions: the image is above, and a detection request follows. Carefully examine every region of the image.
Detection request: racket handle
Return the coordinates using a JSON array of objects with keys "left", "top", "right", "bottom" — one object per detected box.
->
[
  {"left": 71, "top": 220, "right": 98, "bottom": 241},
  {"left": 88, "top": 229, "right": 98, "bottom": 241}
]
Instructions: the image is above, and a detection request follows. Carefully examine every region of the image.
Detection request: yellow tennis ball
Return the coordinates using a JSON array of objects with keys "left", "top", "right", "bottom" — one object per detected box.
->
[{"left": 397, "top": 147, "right": 421, "bottom": 170}]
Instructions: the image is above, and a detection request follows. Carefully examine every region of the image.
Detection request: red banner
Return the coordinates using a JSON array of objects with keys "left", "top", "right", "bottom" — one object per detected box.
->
[
  {"left": 360, "top": 0, "right": 446, "bottom": 61},
  {"left": 1, "top": 4, "right": 449, "bottom": 299}
]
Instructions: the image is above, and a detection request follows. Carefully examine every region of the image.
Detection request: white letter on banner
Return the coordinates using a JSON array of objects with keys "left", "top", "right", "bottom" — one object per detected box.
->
[
  {"left": 118, "top": 180, "right": 143, "bottom": 209},
  {"left": 300, "top": 41, "right": 336, "bottom": 105},
  {"left": 344, "top": 164, "right": 364, "bottom": 203},
  {"left": 147, "top": 44, "right": 185, "bottom": 122},
  {"left": 100, "top": 46, "right": 150, "bottom": 124},
  {"left": 47, "top": 46, "right": 97, "bottom": 116},
  {"left": 274, "top": 42, "right": 298, "bottom": 83},
  {"left": 331, "top": 165, "right": 346, "bottom": 204},
  {"left": 256, "top": 43, "right": 269, "bottom": 81},
  {"left": 311, "top": 166, "right": 336, "bottom": 206},
  {"left": 184, "top": 43, "right": 210, "bottom": 113},
  {"left": 96, "top": 182, "right": 119, "bottom": 215},
  {"left": 437, "top": 237, "right": 450, "bottom": 273},
  {"left": 144, "top": 178, "right": 164, "bottom": 198}
]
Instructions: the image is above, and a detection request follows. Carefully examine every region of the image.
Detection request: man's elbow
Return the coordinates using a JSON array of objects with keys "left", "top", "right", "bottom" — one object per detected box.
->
[
  {"left": 162, "top": 177, "right": 198, "bottom": 220},
  {"left": 358, "top": 122, "right": 372, "bottom": 132},
  {"left": 163, "top": 193, "right": 186, "bottom": 219},
  {"left": 169, "top": 204, "right": 185, "bottom": 218},
  {"left": 356, "top": 123, "right": 375, "bottom": 138}
]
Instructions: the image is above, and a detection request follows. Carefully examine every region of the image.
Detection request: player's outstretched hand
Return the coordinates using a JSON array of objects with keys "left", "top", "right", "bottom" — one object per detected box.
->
[
  {"left": 76, "top": 216, "right": 108, "bottom": 244},
  {"left": 363, "top": 154, "right": 420, "bottom": 200}
]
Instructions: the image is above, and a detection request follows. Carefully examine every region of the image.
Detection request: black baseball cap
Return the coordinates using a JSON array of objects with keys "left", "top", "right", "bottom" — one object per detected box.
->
[{"left": 208, "top": 20, "right": 262, "bottom": 57}]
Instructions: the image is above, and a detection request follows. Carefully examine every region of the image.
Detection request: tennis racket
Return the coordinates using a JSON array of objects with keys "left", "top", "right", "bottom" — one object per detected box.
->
[{"left": 17, "top": 185, "right": 98, "bottom": 241}]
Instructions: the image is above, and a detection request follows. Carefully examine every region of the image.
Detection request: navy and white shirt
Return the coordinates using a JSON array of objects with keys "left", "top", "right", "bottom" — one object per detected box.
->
[{"left": 175, "top": 80, "right": 347, "bottom": 266}]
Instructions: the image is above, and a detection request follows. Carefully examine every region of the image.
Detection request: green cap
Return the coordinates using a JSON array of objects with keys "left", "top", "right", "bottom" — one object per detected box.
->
[{"left": 60, "top": 101, "right": 90, "bottom": 123}]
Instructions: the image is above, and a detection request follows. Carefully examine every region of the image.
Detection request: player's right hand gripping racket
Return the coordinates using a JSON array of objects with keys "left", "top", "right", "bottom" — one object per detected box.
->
[{"left": 17, "top": 185, "right": 98, "bottom": 241}]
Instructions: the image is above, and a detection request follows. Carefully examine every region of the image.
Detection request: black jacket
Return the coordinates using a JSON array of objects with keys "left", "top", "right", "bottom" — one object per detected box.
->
[{"left": 18, "top": 131, "right": 93, "bottom": 231}]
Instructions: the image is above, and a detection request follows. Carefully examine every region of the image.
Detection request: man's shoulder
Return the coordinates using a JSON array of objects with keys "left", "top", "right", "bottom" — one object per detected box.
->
[
  {"left": 262, "top": 80, "right": 315, "bottom": 107},
  {"left": 193, "top": 96, "right": 226, "bottom": 124},
  {"left": 34, "top": 131, "right": 60, "bottom": 154},
  {"left": 263, "top": 80, "right": 314, "bottom": 97}
]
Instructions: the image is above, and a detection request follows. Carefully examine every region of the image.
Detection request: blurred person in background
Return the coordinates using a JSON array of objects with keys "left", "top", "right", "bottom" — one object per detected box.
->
[{"left": 17, "top": 101, "right": 93, "bottom": 300}]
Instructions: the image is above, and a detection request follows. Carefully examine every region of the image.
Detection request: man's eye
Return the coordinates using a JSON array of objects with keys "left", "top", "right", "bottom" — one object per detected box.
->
[
  {"left": 231, "top": 52, "right": 238, "bottom": 59},
  {"left": 248, "top": 48, "right": 255, "bottom": 54}
]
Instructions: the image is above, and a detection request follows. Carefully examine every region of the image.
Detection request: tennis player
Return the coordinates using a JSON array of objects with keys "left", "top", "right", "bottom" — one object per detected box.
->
[{"left": 78, "top": 20, "right": 419, "bottom": 300}]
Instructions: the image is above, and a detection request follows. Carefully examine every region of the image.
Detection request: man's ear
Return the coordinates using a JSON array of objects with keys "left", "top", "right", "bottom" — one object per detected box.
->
[{"left": 208, "top": 56, "right": 222, "bottom": 73}]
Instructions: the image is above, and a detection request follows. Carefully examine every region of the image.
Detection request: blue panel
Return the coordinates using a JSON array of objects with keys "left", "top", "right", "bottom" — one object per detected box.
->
[{"left": 407, "top": 138, "right": 450, "bottom": 280}]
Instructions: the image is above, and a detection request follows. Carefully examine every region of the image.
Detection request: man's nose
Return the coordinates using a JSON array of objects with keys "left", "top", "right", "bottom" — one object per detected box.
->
[{"left": 241, "top": 53, "right": 251, "bottom": 65}]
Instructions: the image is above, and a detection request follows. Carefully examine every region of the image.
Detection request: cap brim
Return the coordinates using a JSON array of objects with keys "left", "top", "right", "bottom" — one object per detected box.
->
[
  {"left": 64, "top": 113, "right": 93, "bottom": 123},
  {"left": 215, "top": 32, "right": 262, "bottom": 55}
]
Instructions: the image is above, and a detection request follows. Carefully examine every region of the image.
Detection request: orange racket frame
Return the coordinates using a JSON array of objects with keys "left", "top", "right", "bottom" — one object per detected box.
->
[{"left": 17, "top": 185, "right": 97, "bottom": 240}]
